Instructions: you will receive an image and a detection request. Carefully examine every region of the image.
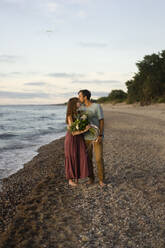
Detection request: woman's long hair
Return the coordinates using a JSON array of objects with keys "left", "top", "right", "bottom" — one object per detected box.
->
[{"left": 66, "top": 97, "right": 79, "bottom": 124}]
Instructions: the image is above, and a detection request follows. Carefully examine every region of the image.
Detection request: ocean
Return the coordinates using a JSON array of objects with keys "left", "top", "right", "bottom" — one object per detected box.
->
[{"left": 0, "top": 104, "right": 67, "bottom": 182}]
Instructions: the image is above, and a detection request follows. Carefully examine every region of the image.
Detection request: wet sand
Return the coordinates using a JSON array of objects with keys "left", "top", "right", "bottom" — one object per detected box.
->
[{"left": 0, "top": 103, "right": 165, "bottom": 248}]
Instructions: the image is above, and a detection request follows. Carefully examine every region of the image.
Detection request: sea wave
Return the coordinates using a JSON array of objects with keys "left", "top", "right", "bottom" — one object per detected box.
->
[
  {"left": 0, "top": 133, "right": 18, "bottom": 139},
  {"left": 0, "top": 142, "right": 36, "bottom": 152},
  {"left": 22, "top": 126, "right": 66, "bottom": 139},
  {"left": 37, "top": 116, "right": 56, "bottom": 120},
  {"left": 0, "top": 125, "right": 5, "bottom": 130},
  {"left": 0, "top": 104, "right": 66, "bottom": 180}
]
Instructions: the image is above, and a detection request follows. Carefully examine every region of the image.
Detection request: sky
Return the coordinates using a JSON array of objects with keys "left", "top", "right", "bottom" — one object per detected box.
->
[{"left": 0, "top": 0, "right": 165, "bottom": 105}]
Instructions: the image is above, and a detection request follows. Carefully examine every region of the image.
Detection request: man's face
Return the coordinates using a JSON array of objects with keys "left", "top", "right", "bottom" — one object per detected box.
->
[{"left": 78, "top": 92, "right": 85, "bottom": 103}]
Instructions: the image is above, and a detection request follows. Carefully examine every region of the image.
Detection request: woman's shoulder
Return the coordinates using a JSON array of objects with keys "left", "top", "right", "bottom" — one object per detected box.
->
[{"left": 79, "top": 105, "right": 85, "bottom": 111}]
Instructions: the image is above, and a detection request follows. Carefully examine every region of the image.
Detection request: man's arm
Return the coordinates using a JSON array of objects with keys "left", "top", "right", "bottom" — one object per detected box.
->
[
  {"left": 97, "top": 103, "right": 104, "bottom": 136},
  {"left": 94, "top": 118, "right": 104, "bottom": 143},
  {"left": 99, "top": 119, "right": 104, "bottom": 136},
  {"left": 95, "top": 103, "right": 104, "bottom": 143}
]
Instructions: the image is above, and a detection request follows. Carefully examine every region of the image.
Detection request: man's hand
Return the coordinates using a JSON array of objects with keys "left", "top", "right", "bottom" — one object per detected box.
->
[{"left": 94, "top": 135, "right": 102, "bottom": 143}]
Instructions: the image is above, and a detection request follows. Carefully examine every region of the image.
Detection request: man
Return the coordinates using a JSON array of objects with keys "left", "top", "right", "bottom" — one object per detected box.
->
[{"left": 78, "top": 89, "right": 105, "bottom": 187}]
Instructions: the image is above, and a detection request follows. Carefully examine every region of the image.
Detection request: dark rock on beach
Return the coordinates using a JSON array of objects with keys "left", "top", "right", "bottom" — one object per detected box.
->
[{"left": 0, "top": 103, "right": 165, "bottom": 248}]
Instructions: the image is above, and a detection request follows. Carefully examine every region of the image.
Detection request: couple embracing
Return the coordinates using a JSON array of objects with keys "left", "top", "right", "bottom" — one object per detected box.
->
[{"left": 64, "top": 89, "right": 105, "bottom": 187}]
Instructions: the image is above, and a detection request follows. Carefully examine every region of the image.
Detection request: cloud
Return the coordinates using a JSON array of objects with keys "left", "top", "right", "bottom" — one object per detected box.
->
[
  {"left": 45, "top": 2, "right": 58, "bottom": 13},
  {"left": 0, "top": 72, "right": 22, "bottom": 77},
  {"left": 0, "top": 89, "right": 109, "bottom": 101},
  {"left": 53, "top": 91, "right": 105, "bottom": 98},
  {"left": 24, "top": 82, "right": 48, "bottom": 86},
  {"left": 55, "top": 90, "right": 109, "bottom": 99},
  {"left": 97, "top": 72, "right": 104, "bottom": 75},
  {"left": 77, "top": 10, "right": 87, "bottom": 18},
  {"left": 0, "top": 55, "right": 20, "bottom": 63},
  {"left": 0, "top": 90, "right": 50, "bottom": 99},
  {"left": 68, "top": 0, "right": 92, "bottom": 5},
  {"left": 79, "top": 42, "right": 108, "bottom": 48},
  {"left": 91, "top": 91, "right": 109, "bottom": 97},
  {"left": 0, "top": 71, "right": 40, "bottom": 78},
  {"left": 59, "top": 92, "right": 77, "bottom": 97},
  {"left": 72, "top": 79, "right": 121, "bottom": 84},
  {"left": 2, "top": 0, "right": 25, "bottom": 4},
  {"left": 47, "top": 72, "right": 84, "bottom": 78},
  {"left": 3, "top": 0, "right": 24, "bottom": 2}
]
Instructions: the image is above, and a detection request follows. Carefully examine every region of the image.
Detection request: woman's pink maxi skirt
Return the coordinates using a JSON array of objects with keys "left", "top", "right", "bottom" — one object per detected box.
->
[{"left": 64, "top": 131, "right": 90, "bottom": 180}]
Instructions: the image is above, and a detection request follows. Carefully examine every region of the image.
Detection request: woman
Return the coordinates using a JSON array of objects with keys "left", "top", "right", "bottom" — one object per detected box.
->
[{"left": 64, "top": 97, "right": 90, "bottom": 187}]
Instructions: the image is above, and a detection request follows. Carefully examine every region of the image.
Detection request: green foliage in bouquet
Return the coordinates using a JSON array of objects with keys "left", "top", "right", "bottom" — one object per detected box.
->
[
  {"left": 69, "top": 111, "right": 100, "bottom": 140},
  {"left": 69, "top": 111, "right": 89, "bottom": 132}
]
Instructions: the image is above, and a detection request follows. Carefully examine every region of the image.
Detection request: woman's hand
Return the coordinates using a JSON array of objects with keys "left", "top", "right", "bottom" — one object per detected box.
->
[{"left": 83, "top": 124, "right": 91, "bottom": 132}]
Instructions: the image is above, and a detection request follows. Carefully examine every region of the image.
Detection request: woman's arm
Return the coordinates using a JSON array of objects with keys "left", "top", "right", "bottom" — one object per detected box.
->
[
  {"left": 71, "top": 125, "right": 90, "bottom": 136},
  {"left": 67, "top": 115, "right": 73, "bottom": 126},
  {"left": 71, "top": 130, "right": 84, "bottom": 136}
]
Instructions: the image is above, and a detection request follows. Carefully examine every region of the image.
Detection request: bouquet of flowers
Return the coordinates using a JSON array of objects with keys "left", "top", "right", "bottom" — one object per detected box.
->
[{"left": 69, "top": 111, "right": 99, "bottom": 141}]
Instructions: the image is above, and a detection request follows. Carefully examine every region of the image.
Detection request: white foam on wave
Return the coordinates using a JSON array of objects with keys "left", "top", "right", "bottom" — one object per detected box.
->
[{"left": 0, "top": 131, "right": 66, "bottom": 181}]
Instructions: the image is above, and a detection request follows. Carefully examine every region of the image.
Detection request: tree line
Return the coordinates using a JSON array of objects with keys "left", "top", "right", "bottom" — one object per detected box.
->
[{"left": 97, "top": 50, "right": 165, "bottom": 105}]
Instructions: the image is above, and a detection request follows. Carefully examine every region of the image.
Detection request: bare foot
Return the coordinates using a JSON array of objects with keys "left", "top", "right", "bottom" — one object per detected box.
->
[
  {"left": 99, "top": 181, "right": 106, "bottom": 187},
  {"left": 75, "top": 178, "right": 79, "bottom": 184},
  {"left": 69, "top": 180, "right": 78, "bottom": 187}
]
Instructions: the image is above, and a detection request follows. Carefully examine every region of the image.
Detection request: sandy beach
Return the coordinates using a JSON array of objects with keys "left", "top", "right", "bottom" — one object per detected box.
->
[{"left": 0, "top": 103, "right": 165, "bottom": 248}]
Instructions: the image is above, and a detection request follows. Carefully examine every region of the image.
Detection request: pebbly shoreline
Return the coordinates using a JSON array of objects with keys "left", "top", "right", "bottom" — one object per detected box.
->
[
  {"left": 0, "top": 103, "right": 165, "bottom": 248},
  {"left": 0, "top": 137, "right": 65, "bottom": 232}
]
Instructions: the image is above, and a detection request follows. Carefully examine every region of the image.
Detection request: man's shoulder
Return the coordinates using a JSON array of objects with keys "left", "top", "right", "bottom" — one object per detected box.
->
[
  {"left": 93, "top": 102, "right": 102, "bottom": 109},
  {"left": 91, "top": 102, "right": 98, "bottom": 106}
]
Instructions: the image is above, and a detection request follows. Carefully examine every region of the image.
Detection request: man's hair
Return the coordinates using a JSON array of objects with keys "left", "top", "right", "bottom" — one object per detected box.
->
[{"left": 78, "top": 89, "right": 91, "bottom": 100}]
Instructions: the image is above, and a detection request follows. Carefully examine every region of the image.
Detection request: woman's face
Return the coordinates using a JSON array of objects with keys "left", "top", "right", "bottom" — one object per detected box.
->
[{"left": 76, "top": 101, "right": 81, "bottom": 108}]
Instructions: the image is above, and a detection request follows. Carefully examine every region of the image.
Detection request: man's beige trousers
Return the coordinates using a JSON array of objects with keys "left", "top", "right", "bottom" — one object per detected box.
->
[{"left": 85, "top": 140, "right": 104, "bottom": 181}]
